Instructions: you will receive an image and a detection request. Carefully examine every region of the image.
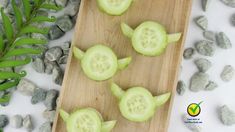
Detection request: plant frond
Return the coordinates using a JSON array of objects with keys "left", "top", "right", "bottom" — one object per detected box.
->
[
  {"left": 1, "top": 8, "right": 14, "bottom": 41},
  {"left": 40, "top": 3, "right": 62, "bottom": 11},
  {"left": 14, "top": 37, "right": 47, "bottom": 46},
  {"left": 22, "top": 0, "right": 32, "bottom": 20},
  {"left": 2, "top": 48, "right": 42, "bottom": 59},
  {"left": 19, "top": 26, "right": 49, "bottom": 35},
  {"left": 0, "top": 79, "right": 19, "bottom": 91},
  {"left": 0, "top": 57, "right": 31, "bottom": 68},
  {"left": 31, "top": 16, "right": 56, "bottom": 23},
  {"left": 12, "top": 0, "right": 23, "bottom": 30},
  {"left": 0, "top": 71, "right": 26, "bottom": 80}
]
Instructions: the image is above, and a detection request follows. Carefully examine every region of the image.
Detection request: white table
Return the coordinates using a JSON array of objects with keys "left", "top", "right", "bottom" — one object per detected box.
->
[{"left": 2, "top": 0, "right": 235, "bottom": 131}]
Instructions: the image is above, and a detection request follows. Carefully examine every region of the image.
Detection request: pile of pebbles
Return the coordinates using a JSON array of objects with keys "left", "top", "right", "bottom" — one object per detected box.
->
[{"left": 178, "top": 0, "right": 235, "bottom": 131}]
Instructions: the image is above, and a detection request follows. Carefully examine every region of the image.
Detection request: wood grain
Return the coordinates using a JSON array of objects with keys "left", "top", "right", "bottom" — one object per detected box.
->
[{"left": 53, "top": 0, "right": 192, "bottom": 131}]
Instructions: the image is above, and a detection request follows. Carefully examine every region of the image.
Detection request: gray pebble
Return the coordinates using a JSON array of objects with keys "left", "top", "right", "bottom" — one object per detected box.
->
[
  {"left": 61, "top": 41, "right": 71, "bottom": 50},
  {"left": 195, "top": 40, "right": 215, "bottom": 56},
  {"left": 176, "top": 80, "right": 186, "bottom": 96},
  {"left": 55, "top": 0, "right": 68, "bottom": 7},
  {"left": 183, "top": 48, "right": 195, "bottom": 59},
  {"left": 183, "top": 114, "right": 202, "bottom": 132},
  {"left": 10, "top": 115, "right": 23, "bottom": 128},
  {"left": 0, "top": 115, "right": 8, "bottom": 128},
  {"left": 23, "top": 115, "right": 34, "bottom": 132},
  {"left": 31, "top": 33, "right": 48, "bottom": 41},
  {"left": 195, "top": 16, "right": 208, "bottom": 30},
  {"left": 39, "top": 122, "right": 52, "bottom": 132},
  {"left": 190, "top": 72, "right": 209, "bottom": 92},
  {"left": 44, "top": 59, "right": 58, "bottom": 75},
  {"left": 43, "top": 110, "right": 56, "bottom": 122},
  {"left": 220, "top": 105, "right": 235, "bottom": 126},
  {"left": 202, "top": 0, "right": 211, "bottom": 11},
  {"left": 48, "top": 25, "right": 65, "bottom": 40},
  {"left": 221, "top": 0, "right": 235, "bottom": 8},
  {"left": 205, "top": 81, "right": 218, "bottom": 91},
  {"left": 221, "top": 65, "right": 235, "bottom": 82},
  {"left": 64, "top": 1, "right": 80, "bottom": 16},
  {"left": 45, "top": 47, "right": 63, "bottom": 62},
  {"left": 203, "top": 30, "right": 215, "bottom": 41},
  {"left": 231, "top": 13, "right": 235, "bottom": 26},
  {"left": 56, "top": 15, "right": 74, "bottom": 32},
  {"left": 52, "top": 67, "right": 64, "bottom": 85},
  {"left": 31, "top": 88, "right": 47, "bottom": 104},
  {"left": 194, "top": 58, "right": 212, "bottom": 72},
  {"left": 58, "top": 55, "right": 68, "bottom": 64},
  {"left": 17, "top": 78, "right": 36, "bottom": 96},
  {"left": 32, "top": 57, "right": 45, "bottom": 73},
  {"left": 216, "top": 32, "right": 232, "bottom": 49},
  {"left": 44, "top": 89, "right": 59, "bottom": 110},
  {"left": 0, "top": 0, "right": 9, "bottom": 7}
]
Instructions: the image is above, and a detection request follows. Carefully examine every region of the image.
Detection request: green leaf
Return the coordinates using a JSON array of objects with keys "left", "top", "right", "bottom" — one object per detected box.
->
[
  {"left": 12, "top": 0, "right": 23, "bottom": 30},
  {"left": 0, "top": 57, "right": 31, "bottom": 68},
  {"left": 31, "top": 16, "right": 56, "bottom": 23},
  {"left": 0, "top": 80, "right": 19, "bottom": 91},
  {"left": 3, "top": 48, "right": 42, "bottom": 59},
  {"left": 14, "top": 38, "right": 47, "bottom": 46},
  {"left": 19, "top": 26, "right": 49, "bottom": 35},
  {"left": 34, "top": 0, "right": 45, "bottom": 6},
  {"left": 1, "top": 8, "right": 14, "bottom": 40},
  {"left": 22, "top": 0, "right": 31, "bottom": 20},
  {"left": 40, "top": 3, "right": 62, "bottom": 11},
  {"left": 0, "top": 35, "right": 3, "bottom": 51},
  {"left": 0, "top": 71, "right": 26, "bottom": 80},
  {"left": 0, "top": 94, "right": 11, "bottom": 103}
]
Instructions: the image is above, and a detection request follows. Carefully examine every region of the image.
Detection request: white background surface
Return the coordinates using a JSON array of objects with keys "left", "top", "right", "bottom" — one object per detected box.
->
[{"left": 1, "top": 0, "right": 235, "bottom": 132}]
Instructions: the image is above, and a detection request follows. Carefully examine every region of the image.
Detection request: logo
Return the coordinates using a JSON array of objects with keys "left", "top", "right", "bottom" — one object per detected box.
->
[{"left": 187, "top": 101, "right": 203, "bottom": 117}]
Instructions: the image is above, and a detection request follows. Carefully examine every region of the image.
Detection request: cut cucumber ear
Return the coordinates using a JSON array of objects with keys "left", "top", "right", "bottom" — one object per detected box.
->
[
  {"left": 111, "top": 83, "right": 125, "bottom": 100},
  {"left": 97, "top": 0, "right": 133, "bottom": 15},
  {"left": 73, "top": 46, "right": 85, "bottom": 60},
  {"left": 154, "top": 92, "right": 171, "bottom": 107},
  {"left": 118, "top": 57, "right": 132, "bottom": 70},
  {"left": 60, "top": 109, "right": 70, "bottom": 122},
  {"left": 121, "top": 21, "right": 182, "bottom": 56},
  {"left": 101, "top": 120, "right": 117, "bottom": 132}
]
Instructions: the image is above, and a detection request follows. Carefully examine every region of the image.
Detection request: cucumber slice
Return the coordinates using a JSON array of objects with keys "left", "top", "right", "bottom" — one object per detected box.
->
[
  {"left": 121, "top": 21, "right": 182, "bottom": 56},
  {"left": 97, "top": 0, "right": 133, "bottom": 15},
  {"left": 60, "top": 108, "right": 116, "bottom": 132},
  {"left": 110, "top": 83, "right": 171, "bottom": 122},
  {"left": 117, "top": 57, "right": 132, "bottom": 70}
]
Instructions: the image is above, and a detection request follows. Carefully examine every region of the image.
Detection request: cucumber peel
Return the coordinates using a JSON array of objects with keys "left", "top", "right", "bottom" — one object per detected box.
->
[
  {"left": 121, "top": 22, "right": 134, "bottom": 38},
  {"left": 73, "top": 46, "right": 84, "bottom": 60},
  {"left": 118, "top": 57, "right": 132, "bottom": 70},
  {"left": 60, "top": 108, "right": 117, "bottom": 132},
  {"left": 110, "top": 83, "right": 171, "bottom": 122},
  {"left": 167, "top": 33, "right": 182, "bottom": 44}
]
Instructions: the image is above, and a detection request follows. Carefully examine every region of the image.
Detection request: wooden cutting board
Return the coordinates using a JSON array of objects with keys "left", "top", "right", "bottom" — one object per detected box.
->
[{"left": 53, "top": 0, "right": 192, "bottom": 131}]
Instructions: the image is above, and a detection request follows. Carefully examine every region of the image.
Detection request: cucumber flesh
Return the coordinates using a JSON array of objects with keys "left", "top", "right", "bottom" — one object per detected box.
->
[
  {"left": 111, "top": 83, "right": 125, "bottom": 100},
  {"left": 60, "top": 109, "right": 70, "bottom": 122},
  {"left": 118, "top": 57, "right": 132, "bottom": 70},
  {"left": 101, "top": 120, "right": 117, "bottom": 132},
  {"left": 121, "top": 22, "right": 134, "bottom": 38},
  {"left": 73, "top": 46, "right": 85, "bottom": 60},
  {"left": 167, "top": 33, "right": 182, "bottom": 43},
  {"left": 97, "top": 0, "right": 133, "bottom": 15},
  {"left": 154, "top": 92, "right": 171, "bottom": 107}
]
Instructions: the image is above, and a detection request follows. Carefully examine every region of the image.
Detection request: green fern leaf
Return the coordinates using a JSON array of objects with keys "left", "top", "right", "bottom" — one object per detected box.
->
[
  {"left": 31, "top": 16, "right": 56, "bottom": 23},
  {"left": 1, "top": 8, "right": 14, "bottom": 41},
  {"left": 22, "top": 0, "right": 31, "bottom": 20},
  {"left": 0, "top": 79, "right": 19, "bottom": 91},
  {"left": 14, "top": 38, "right": 47, "bottom": 46},
  {"left": 0, "top": 57, "right": 31, "bottom": 68},
  {"left": 40, "top": 3, "right": 62, "bottom": 11},
  {"left": 0, "top": 94, "right": 11, "bottom": 103},
  {"left": 0, "top": 71, "right": 26, "bottom": 80},
  {"left": 0, "top": 35, "right": 3, "bottom": 51},
  {"left": 19, "top": 26, "right": 49, "bottom": 35},
  {"left": 3, "top": 48, "right": 42, "bottom": 59},
  {"left": 12, "top": 0, "right": 23, "bottom": 29}
]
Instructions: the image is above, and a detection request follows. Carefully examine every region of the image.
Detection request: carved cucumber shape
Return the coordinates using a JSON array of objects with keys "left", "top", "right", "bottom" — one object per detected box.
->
[
  {"left": 73, "top": 44, "right": 132, "bottom": 81},
  {"left": 60, "top": 108, "right": 117, "bottom": 132},
  {"left": 121, "top": 21, "right": 182, "bottom": 56},
  {"left": 111, "top": 83, "right": 171, "bottom": 122}
]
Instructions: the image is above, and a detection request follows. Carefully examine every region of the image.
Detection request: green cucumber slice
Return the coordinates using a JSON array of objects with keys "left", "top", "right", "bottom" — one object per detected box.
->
[
  {"left": 118, "top": 57, "right": 132, "bottom": 70},
  {"left": 154, "top": 92, "right": 171, "bottom": 107},
  {"left": 97, "top": 0, "right": 133, "bottom": 15},
  {"left": 167, "top": 33, "right": 182, "bottom": 43},
  {"left": 73, "top": 46, "right": 85, "bottom": 60},
  {"left": 121, "top": 22, "right": 134, "bottom": 38},
  {"left": 101, "top": 120, "right": 117, "bottom": 132}
]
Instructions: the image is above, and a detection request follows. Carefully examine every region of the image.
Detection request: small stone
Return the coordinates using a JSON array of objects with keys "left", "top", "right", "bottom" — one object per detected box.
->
[
  {"left": 183, "top": 114, "right": 202, "bottom": 132},
  {"left": 176, "top": 80, "right": 186, "bottom": 96},
  {"left": 32, "top": 57, "right": 45, "bottom": 73},
  {"left": 221, "top": 65, "right": 235, "bottom": 82},
  {"left": 45, "top": 47, "right": 63, "bottom": 62},
  {"left": 231, "top": 13, "right": 235, "bottom": 26},
  {"left": 221, "top": 0, "right": 235, "bottom": 8},
  {"left": 195, "top": 16, "right": 208, "bottom": 30},
  {"left": 183, "top": 48, "right": 195, "bottom": 59},
  {"left": 56, "top": 15, "right": 74, "bottom": 32},
  {"left": 194, "top": 58, "right": 212, "bottom": 72},
  {"left": 58, "top": 55, "right": 68, "bottom": 64},
  {"left": 44, "top": 89, "right": 59, "bottom": 110},
  {"left": 202, "top": 0, "right": 211, "bottom": 11},
  {"left": 55, "top": 0, "right": 68, "bottom": 7},
  {"left": 0, "top": 115, "right": 8, "bottom": 128},
  {"left": 0, "top": 0, "right": 9, "bottom": 8},
  {"left": 44, "top": 59, "right": 58, "bottom": 75},
  {"left": 17, "top": 78, "right": 36, "bottom": 96},
  {"left": 220, "top": 105, "right": 235, "bottom": 126},
  {"left": 205, "top": 81, "right": 218, "bottom": 91},
  {"left": 48, "top": 25, "right": 65, "bottom": 40},
  {"left": 31, "top": 88, "right": 47, "bottom": 104},
  {"left": 10, "top": 115, "right": 23, "bottom": 128},
  {"left": 64, "top": 1, "right": 80, "bottom": 16},
  {"left": 195, "top": 40, "right": 215, "bottom": 56},
  {"left": 216, "top": 32, "right": 232, "bottom": 49},
  {"left": 43, "top": 110, "right": 56, "bottom": 122},
  {"left": 39, "top": 122, "right": 52, "bottom": 132},
  {"left": 31, "top": 33, "right": 48, "bottom": 41},
  {"left": 190, "top": 72, "right": 209, "bottom": 92},
  {"left": 61, "top": 41, "right": 71, "bottom": 50},
  {"left": 23, "top": 115, "right": 34, "bottom": 132},
  {"left": 52, "top": 67, "right": 64, "bottom": 85},
  {"left": 203, "top": 31, "right": 215, "bottom": 41}
]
